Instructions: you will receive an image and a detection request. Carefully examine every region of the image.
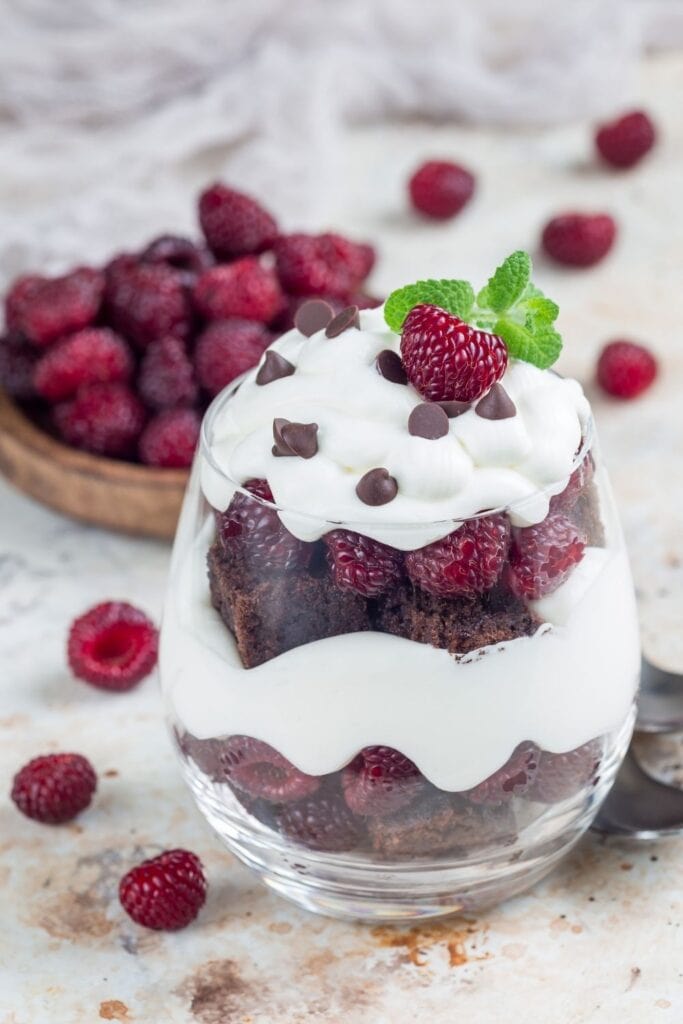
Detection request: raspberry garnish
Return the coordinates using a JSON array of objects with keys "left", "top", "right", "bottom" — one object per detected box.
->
[
  {"left": 194, "top": 318, "right": 271, "bottom": 397},
  {"left": 221, "top": 735, "right": 320, "bottom": 803},
  {"left": 198, "top": 183, "right": 278, "bottom": 259},
  {"left": 192, "top": 257, "right": 283, "bottom": 324},
  {"left": 0, "top": 335, "right": 38, "bottom": 398},
  {"left": 274, "top": 233, "right": 369, "bottom": 298},
  {"left": 541, "top": 213, "right": 616, "bottom": 267},
  {"left": 5, "top": 267, "right": 104, "bottom": 348},
  {"left": 140, "top": 234, "right": 212, "bottom": 283},
  {"left": 34, "top": 328, "right": 133, "bottom": 402},
  {"left": 11, "top": 752, "right": 97, "bottom": 824},
  {"left": 54, "top": 382, "right": 146, "bottom": 457},
  {"left": 68, "top": 601, "right": 159, "bottom": 691},
  {"left": 409, "top": 160, "right": 475, "bottom": 220},
  {"left": 219, "top": 478, "right": 313, "bottom": 572},
  {"left": 549, "top": 451, "right": 594, "bottom": 514},
  {"left": 342, "top": 746, "right": 426, "bottom": 817},
  {"left": 406, "top": 515, "right": 510, "bottom": 598},
  {"left": 526, "top": 740, "right": 602, "bottom": 803},
  {"left": 119, "top": 849, "right": 207, "bottom": 931},
  {"left": 465, "top": 743, "right": 539, "bottom": 805},
  {"left": 276, "top": 788, "right": 365, "bottom": 852},
  {"left": 596, "top": 339, "right": 657, "bottom": 399},
  {"left": 507, "top": 514, "right": 586, "bottom": 600},
  {"left": 137, "top": 335, "right": 198, "bottom": 410},
  {"left": 595, "top": 110, "right": 656, "bottom": 169},
  {"left": 139, "top": 408, "right": 200, "bottom": 468},
  {"left": 400, "top": 304, "right": 508, "bottom": 403},
  {"left": 105, "top": 258, "right": 191, "bottom": 347},
  {"left": 324, "top": 530, "right": 404, "bottom": 597}
]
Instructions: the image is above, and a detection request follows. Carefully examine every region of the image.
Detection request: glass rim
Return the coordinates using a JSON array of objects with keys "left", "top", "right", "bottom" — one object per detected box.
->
[{"left": 200, "top": 375, "right": 595, "bottom": 529}]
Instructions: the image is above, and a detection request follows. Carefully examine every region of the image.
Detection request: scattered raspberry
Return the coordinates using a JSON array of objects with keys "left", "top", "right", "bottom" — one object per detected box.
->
[
  {"left": 549, "top": 451, "right": 595, "bottom": 514},
  {"left": 595, "top": 110, "right": 656, "bottom": 169},
  {"left": 596, "top": 339, "right": 657, "bottom": 399},
  {"left": 541, "top": 213, "right": 616, "bottom": 267},
  {"left": 508, "top": 514, "right": 586, "bottom": 600},
  {"left": 526, "top": 740, "right": 602, "bottom": 803},
  {"left": 119, "top": 849, "right": 207, "bottom": 930},
  {"left": 400, "top": 304, "right": 508, "bottom": 403},
  {"left": 11, "top": 752, "right": 97, "bottom": 824},
  {"left": 198, "top": 183, "right": 278, "bottom": 259},
  {"left": 319, "top": 232, "right": 376, "bottom": 284},
  {"left": 105, "top": 257, "right": 191, "bottom": 347},
  {"left": 0, "top": 334, "right": 38, "bottom": 398},
  {"left": 277, "top": 787, "right": 365, "bottom": 851},
  {"left": 194, "top": 318, "right": 271, "bottom": 397},
  {"left": 465, "top": 743, "right": 539, "bottom": 805},
  {"left": 139, "top": 408, "right": 200, "bottom": 468},
  {"left": 342, "top": 747, "right": 426, "bottom": 817},
  {"left": 137, "top": 335, "right": 198, "bottom": 410},
  {"left": 34, "top": 328, "right": 133, "bottom": 402},
  {"left": 68, "top": 601, "right": 159, "bottom": 690},
  {"left": 221, "top": 735, "right": 320, "bottom": 803},
  {"left": 406, "top": 515, "right": 510, "bottom": 598},
  {"left": 409, "top": 160, "right": 475, "bottom": 220},
  {"left": 192, "top": 257, "right": 283, "bottom": 324},
  {"left": 274, "top": 233, "right": 362, "bottom": 298},
  {"left": 324, "top": 530, "right": 404, "bottom": 597},
  {"left": 54, "top": 382, "right": 146, "bottom": 458},
  {"left": 140, "top": 234, "right": 212, "bottom": 284},
  {"left": 219, "top": 478, "right": 313, "bottom": 572},
  {"left": 5, "top": 267, "right": 104, "bottom": 347}
]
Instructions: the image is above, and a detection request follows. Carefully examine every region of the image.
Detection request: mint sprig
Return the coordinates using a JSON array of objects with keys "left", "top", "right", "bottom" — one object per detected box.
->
[{"left": 384, "top": 251, "right": 563, "bottom": 370}]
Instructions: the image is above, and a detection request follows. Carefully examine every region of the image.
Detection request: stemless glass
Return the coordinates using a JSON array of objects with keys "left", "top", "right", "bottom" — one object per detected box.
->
[{"left": 160, "top": 384, "right": 640, "bottom": 921}]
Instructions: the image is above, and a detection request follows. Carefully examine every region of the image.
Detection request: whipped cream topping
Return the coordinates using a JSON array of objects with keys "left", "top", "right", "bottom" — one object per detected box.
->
[{"left": 201, "top": 307, "right": 591, "bottom": 550}]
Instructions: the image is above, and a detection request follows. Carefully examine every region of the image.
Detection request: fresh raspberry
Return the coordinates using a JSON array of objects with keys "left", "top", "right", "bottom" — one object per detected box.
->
[
  {"left": 549, "top": 451, "right": 595, "bottom": 514},
  {"left": 274, "top": 233, "right": 363, "bottom": 298},
  {"left": 342, "top": 747, "right": 425, "bottom": 817},
  {"left": 465, "top": 743, "right": 539, "bottom": 805},
  {"left": 408, "top": 160, "right": 475, "bottom": 220},
  {"left": 194, "top": 318, "right": 271, "bottom": 397},
  {"left": 526, "top": 740, "right": 602, "bottom": 803},
  {"left": 11, "top": 753, "right": 97, "bottom": 824},
  {"left": 198, "top": 183, "right": 278, "bottom": 259},
  {"left": 542, "top": 213, "right": 616, "bottom": 267},
  {"left": 140, "top": 234, "right": 212, "bottom": 284},
  {"left": 219, "top": 478, "right": 313, "bottom": 572},
  {"left": 192, "top": 257, "right": 283, "bottom": 324},
  {"left": 595, "top": 110, "right": 656, "bottom": 169},
  {"left": 34, "top": 328, "right": 133, "bottom": 402},
  {"left": 54, "top": 382, "right": 146, "bottom": 457},
  {"left": 138, "top": 335, "right": 198, "bottom": 410},
  {"left": 596, "top": 339, "right": 657, "bottom": 399},
  {"left": 0, "top": 335, "right": 38, "bottom": 398},
  {"left": 276, "top": 787, "right": 365, "bottom": 851},
  {"left": 221, "top": 735, "right": 320, "bottom": 803},
  {"left": 119, "top": 849, "right": 206, "bottom": 930},
  {"left": 138, "top": 408, "right": 200, "bottom": 468},
  {"left": 319, "top": 233, "right": 376, "bottom": 283},
  {"left": 400, "top": 304, "right": 508, "bottom": 403},
  {"left": 5, "top": 268, "right": 104, "bottom": 347},
  {"left": 508, "top": 514, "right": 586, "bottom": 600},
  {"left": 105, "top": 257, "right": 191, "bottom": 348},
  {"left": 68, "top": 601, "right": 159, "bottom": 690},
  {"left": 406, "top": 515, "right": 510, "bottom": 597},
  {"left": 324, "top": 530, "right": 404, "bottom": 597}
]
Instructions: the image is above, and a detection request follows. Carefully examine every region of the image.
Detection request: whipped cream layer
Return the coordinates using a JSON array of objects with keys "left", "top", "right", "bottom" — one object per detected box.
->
[{"left": 200, "top": 307, "right": 591, "bottom": 550}]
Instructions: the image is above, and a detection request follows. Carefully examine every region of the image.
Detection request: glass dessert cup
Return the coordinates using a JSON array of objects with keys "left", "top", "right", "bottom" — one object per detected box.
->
[{"left": 160, "top": 386, "right": 640, "bottom": 922}]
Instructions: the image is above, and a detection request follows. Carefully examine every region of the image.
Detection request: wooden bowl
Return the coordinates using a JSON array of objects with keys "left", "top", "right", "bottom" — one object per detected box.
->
[{"left": 0, "top": 389, "right": 189, "bottom": 540}]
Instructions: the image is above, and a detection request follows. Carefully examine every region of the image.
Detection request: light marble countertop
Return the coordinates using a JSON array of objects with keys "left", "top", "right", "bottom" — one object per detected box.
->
[{"left": 2, "top": 52, "right": 683, "bottom": 1024}]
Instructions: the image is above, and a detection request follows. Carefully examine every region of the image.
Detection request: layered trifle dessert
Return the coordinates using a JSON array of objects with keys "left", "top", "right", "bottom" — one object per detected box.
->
[{"left": 161, "top": 252, "right": 639, "bottom": 917}]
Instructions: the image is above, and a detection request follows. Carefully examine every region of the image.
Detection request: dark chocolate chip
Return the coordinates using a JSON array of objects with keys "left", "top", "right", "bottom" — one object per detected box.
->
[
  {"left": 294, "top": 299, "right": 335, "bottom": 337},
  {"left": 325, "top": 305, "right": 360, "bottom": 338},
  {"left": 356, "top": 468, "right": 398, "bottom": 506},
  {"left": 475, "top": 384, "right": 517, "bottom": 421},
  {"left": 408, "top": 402, "right": 449, "bottom": 440},
  {"left": 256, "top": 350, "right": 296, "bottom": 386},
  {"left": 376, "top": 349, "right": 408, "bottom": 385},
  {"left": 272, "top": 417, "right": 319, "bottom": 459},
  {"left": 438, "top": 400, "right": 471, "bottom": 418}
]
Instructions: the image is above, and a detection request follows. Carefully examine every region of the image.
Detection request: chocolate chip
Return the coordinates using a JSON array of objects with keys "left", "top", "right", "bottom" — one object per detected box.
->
[
  {"left": 256, "top": 350, "right": 296, "bottom": 386},
  {"left": 438, "top": 400, "right": 471, "bottom": 418},
  {"left": 294, "top": 299, "right": 335, "bottom": 337},
  {"left": 325, "top": 305, "right": 360, "bottom": 338},
  {"left": 355, "top": 468, "right": 398, "bottom": 506},
  {"left": 408, "top": 402, "right": 449, "bottom": 440},
  {"left": 475, "top": 384, "right": 516, "bottom": 420},
  {"left": 272, "top": 417, "right": 319, "bottom": 459},
  {"left": 376, "top": 349, "right": 408, "bottom": 385}
]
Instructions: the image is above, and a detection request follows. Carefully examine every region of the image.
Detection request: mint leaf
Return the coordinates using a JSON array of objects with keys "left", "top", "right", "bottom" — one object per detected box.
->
[
  {"left": 481, "top": 251, "right": 531, "bottom": 314},
  {"left": 495, "top": 316, "right": 562, "bottom": 369},
  {"left": 384, "top": 279, "right": 475, "bottom": 332}
]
